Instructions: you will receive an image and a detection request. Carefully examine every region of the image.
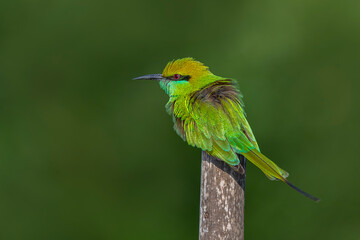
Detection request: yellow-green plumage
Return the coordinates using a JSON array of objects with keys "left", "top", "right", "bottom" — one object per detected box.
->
[
  {"left": 134, "top": 57, "right": 319, "bottom": 201},
  {"left": 161, "top": 59, "right": 288, "bottom": 179}
]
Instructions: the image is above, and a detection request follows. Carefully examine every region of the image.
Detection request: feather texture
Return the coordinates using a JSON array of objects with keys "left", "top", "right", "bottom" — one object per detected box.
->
[
  {"left": 149, "top": 57, "right": 319, "bottom": 201},
  {"left": 166, "top": 78, "right": 286, "bottom": 177}
]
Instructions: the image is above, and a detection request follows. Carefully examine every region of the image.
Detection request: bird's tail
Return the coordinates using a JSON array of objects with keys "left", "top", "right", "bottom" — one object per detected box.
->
[
  {"left": 242, "top": 149, "right": 320, "bottom": 202},
  {"left": 243, "top": 150, "right": 289, "bottom": 181}
]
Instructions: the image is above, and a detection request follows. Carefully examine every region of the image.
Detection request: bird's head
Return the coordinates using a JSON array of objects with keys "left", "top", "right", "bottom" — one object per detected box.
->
[{"left": 133, "top": 58, "right": 220, "bottom": 97}]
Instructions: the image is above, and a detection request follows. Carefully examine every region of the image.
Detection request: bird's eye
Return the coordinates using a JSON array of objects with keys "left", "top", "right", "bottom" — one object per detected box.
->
[{"left": 174, "top": 74, "right": 181, "bottom": 80}]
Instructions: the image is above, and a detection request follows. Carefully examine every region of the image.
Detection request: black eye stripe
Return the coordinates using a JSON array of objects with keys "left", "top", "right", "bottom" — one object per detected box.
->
[
  {"left": 182, "top": 75, "right": 191, "bottom": 80},
  {"left": 167, "top": 75, "right": 191, "bottom": 81}
]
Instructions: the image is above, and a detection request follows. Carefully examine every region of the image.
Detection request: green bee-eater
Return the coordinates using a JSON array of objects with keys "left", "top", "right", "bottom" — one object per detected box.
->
[{"left": 134, "top": 57, "right": 319, "bottom": 202}]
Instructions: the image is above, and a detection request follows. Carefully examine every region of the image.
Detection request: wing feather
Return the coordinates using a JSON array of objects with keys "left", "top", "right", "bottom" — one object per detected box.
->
[{"left": 180, "top": 79, "right": 258, "bottom": 165}]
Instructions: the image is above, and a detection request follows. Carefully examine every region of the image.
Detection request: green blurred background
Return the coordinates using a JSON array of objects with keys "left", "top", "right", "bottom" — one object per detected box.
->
[{"left": 0, "top": 0, "right": 359, "bottom": 239}]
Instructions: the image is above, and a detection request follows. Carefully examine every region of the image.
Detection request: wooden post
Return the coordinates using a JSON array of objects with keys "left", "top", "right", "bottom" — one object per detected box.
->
[{"left": 199, "top": 151, "right": 246, "bottom": 240}]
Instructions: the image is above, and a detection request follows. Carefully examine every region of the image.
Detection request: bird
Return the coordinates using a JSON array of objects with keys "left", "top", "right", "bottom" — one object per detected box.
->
[{"left": 133, "top": 57, "right": 319, "bottom": 202}]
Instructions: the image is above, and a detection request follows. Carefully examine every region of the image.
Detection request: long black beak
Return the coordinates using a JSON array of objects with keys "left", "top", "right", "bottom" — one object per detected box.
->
[{"left": 133, "top": 74, "right": 164, "bottom": 80}]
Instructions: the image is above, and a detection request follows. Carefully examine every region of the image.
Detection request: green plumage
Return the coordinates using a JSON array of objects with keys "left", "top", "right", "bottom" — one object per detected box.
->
[
  {"left": 165, "top": 79, "right": 255, "bottom": 165},
  {"left": 134, "top": 57, "right": 319, "bottom": 201}
]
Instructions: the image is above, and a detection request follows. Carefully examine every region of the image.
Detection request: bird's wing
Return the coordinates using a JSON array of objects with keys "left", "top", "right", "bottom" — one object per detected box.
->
[
  {"left": 171, "top": 79, "right": 290, "bottom": 182},
  {"left": 182, "top": 79, "right": 259, "bottom": 165}
]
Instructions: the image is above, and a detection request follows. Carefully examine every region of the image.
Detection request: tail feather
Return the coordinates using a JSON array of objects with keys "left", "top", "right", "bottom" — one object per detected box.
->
[
  {"left": 243, "top": 149, "right": 319, "bottom": 202},
  {"left": 285, "top": 180, "right": 320, "bottom": 202},
  {"left": 243, "top": 150, "right": 289, "bottom": 181}
]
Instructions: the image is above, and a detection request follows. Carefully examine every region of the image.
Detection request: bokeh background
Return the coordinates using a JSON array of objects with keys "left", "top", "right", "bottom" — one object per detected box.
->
[{"left": 1, "top": 0, "right": 359, "bottom": 239}]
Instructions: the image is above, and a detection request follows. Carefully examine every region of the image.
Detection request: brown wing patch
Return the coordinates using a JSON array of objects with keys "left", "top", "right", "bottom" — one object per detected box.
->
[
  {"left": 175, "top": 117, "right": 186, "bottom": 138},
  {"left": 190, "top": 79, "right": 243, "bottom": 109}
]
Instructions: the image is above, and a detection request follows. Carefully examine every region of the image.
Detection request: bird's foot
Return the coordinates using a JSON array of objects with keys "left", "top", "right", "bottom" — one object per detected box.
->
[{"left": 232, "top": 164, "right": 245, "bottom": 175}]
